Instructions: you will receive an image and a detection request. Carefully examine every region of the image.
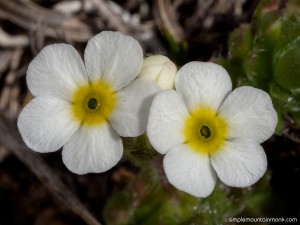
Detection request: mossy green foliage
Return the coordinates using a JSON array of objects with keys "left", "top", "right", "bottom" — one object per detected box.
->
[
  {"left": 217, "top": 0, "right": 300, "bottom": 133},
  {"left": 103, "top": 153, "right": 279, "bottom": 225},
  {"left": 104, "top": 136, "right": 280, "bottom": 225}
]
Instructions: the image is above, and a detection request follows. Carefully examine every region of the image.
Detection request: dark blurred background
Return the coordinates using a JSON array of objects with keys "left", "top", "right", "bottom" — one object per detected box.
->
[{"left": 0, "top": 0, "right": 299, "bottom": 225}]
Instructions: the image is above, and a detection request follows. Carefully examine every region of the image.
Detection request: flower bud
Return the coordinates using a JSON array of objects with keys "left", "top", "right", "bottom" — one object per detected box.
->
[{"left": 139, "top": 55, "right": 177, "bottom": 90}]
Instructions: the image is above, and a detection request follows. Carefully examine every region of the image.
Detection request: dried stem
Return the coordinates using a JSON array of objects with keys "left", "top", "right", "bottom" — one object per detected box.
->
[
  {"left": 0, "top": 0, "right": 92, "bottom": 42},
  {"left": 153, "top": 0, "right": 185, "bottom": 43},
  {"left": 88, "top": 0, "right": 129, "bottom": 34}
]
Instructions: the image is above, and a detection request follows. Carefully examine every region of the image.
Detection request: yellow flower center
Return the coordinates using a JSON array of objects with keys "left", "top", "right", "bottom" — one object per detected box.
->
[
  {"left": 71, "top": 81, "right": 117, "bottom": 126},
  {"left": 183, "top": 107, "right": 228, "bottom": 155}
]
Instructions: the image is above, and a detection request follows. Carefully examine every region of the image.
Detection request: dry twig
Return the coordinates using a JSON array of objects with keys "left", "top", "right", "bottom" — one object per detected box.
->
[
  {"left": 0, "top": 50, "right": 13, "bottom": 75},
  {"left": 0, "top": 0, "right": 93, "bottom": 42},
  {"left": 0, "top": 27, "right": 29, "bottom": 47},
  {"left": 153, "top": 0, "right": 185, "bottom": 43},
  {"left": 88, "top": 0, "right": 129, "bottom": 34}
]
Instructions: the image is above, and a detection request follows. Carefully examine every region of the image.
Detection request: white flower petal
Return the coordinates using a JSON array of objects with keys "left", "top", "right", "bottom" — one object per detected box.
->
[
  {"left": 147, "top": 90, "right": 189, "bottom": 154},
  {"left": 175, "top": 62, "right": 232, "bottom": 111},
  {"left": 110, "top": 78, "right": 160, "bottom": 137},
  {"left": 164, "top": 145, "right": 216, "bottom": 197},
  {"left": 27, "top": 44, "right": 87, "bottom": 101},
  {"left": 211, "top": 138, "right": 267, "bottom": 187},
  {"left": 62, "top": 123, "right": 123, "bottom": 175},
  {"left": 176, "top": 62, "right": 232, "bottom": 111},
  {"left": 219, "top": 86, "right": 278, "bottom": 143},
  {"left": 17, "top": 96, "right": 79, "bottom": 153},
  {"left": 84, "top": 31, "right": 143, "bottom": 90}
]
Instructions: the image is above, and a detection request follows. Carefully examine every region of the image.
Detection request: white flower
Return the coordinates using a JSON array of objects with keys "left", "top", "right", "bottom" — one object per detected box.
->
[
  {"left": 17, "top": 31, "right": 159, "bottom": 175},
  {"left": 138, "top": 55, "right": 177, "bottom": 90},
  {"left": 147, "top": 61, "right": 277, "bottom": 197}
]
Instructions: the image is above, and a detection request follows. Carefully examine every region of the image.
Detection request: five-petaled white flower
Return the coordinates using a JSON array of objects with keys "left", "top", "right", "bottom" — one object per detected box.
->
[
  {"left": 18, "top": 31, "right": 159, "bottom": 175},
  {"left": 147, "top": 62, "right": 277, "bottom": 197}
]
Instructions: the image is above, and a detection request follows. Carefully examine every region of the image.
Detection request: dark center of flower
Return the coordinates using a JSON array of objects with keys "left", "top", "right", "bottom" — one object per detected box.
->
[
  {"left": 200, "top": 126, "right": 211, "bottom": 139},
  {"left": 87, "top": 98, "right": 100, "bottom": 110}
]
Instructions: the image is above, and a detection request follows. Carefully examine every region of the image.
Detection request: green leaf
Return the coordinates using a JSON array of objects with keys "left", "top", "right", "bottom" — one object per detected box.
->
[
  {"left": 228, "top": 24, "right": 253, "bottom": 60},
  {"left": 243, "top": 41, "right": 272, "bottom": 90},
  {"left": 254, "top": 0, "right": 281, "bottom": 34},
  {"left": 277, "top": 14, "right": 300, "bottom": 49},
  {"left": 291, "top": 111, "right": 300, "bottom": 125},
  {"left": 236, "top": 76, "right": 252, "bottom": 87},
  {"left": 269, "top": 81, "right": 291, "bottom": 103},
  {"left": 273, "top": 37, "right": 300, "bottom": 90},
  {"left": 215, "top": 58, "right": 245, "bottom": 88},
  {"left": 163, "top": 28, "right": 188, "bottom": 65},
  {"left": 269, "top": 81, "right": 300, "bottom": 112},
  {"left": 262, "top": 18, "right": 282, "bottom": 51}
]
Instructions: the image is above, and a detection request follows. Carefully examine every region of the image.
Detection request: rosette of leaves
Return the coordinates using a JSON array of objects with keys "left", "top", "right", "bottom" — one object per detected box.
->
[{"left": 218, "top": 0, "right": 300, "bottom": 132}]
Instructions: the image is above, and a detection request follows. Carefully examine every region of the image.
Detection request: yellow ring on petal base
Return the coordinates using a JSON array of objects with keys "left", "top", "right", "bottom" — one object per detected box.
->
[
  {"left": 71, "top": 81, "right": 117, "bottom": 126},
  {"left": 183, "top": 107, "right": 228, "bottom": 155}
]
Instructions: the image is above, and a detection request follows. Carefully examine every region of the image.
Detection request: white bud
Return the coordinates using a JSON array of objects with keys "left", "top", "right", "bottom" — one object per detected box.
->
[{"left": 138, "top": 55, "right": 177, "bottom": 90}]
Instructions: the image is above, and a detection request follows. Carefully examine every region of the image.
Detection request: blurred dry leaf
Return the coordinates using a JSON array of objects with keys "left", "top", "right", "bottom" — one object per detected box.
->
[
  {"left": 0, "top": 0, "right": 93, "bottom": 42},
  {"left": 0, "top": 27, "right": 29, "bottom": 47}
]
